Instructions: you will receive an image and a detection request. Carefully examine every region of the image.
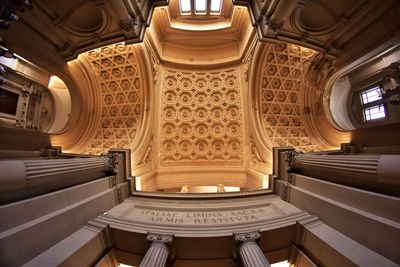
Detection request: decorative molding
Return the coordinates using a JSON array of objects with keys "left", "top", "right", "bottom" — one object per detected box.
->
[
  {"left": 140, "top": 137, "right": 154, "bottom": 165},
  {"left": 14, "top": 0, "right": 169, "bottom": 60},
  {"left": 286, "top": 150, "right": 301, "bottom": 172},
  {"left": 132, "top": 189, "right": 272, "bottom": 199},
  {"left": 235, "top": 231, "right": 271, "bottom": 267},
  {"left": 104, "top": 152, "right": 119, "bottom": 174},
  {"left": 94, "top": 195, "right": 312, "bottom": 237},
  {"left": 234, "top": 231, "right": 260, "bottom": 244},
  {"left": 236, "top": 0, "right": 400, "bottom": 60},
  {"left": 140, "top": 233, "right": 174, "bottom": 267},
  {"left": 249, "top": 136, "right": 266, "bottom": 164},
  {"left": 147, "top": 233, "right": 173, "bottom": 244}
]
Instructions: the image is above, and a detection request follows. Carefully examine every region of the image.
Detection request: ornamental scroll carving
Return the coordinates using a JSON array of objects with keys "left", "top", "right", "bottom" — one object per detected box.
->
[
  {"left": 160, "top": 68, "right": 243, "bottom": 165},
  {"left": 250, "top": 137, "right": 266, "bottom": 165},
  {"left": 234, "top": 231, "right": 261, "bottom": 244},
  {"left": 81, "top": 44, "right": 144, "bottom": 155},
  {"left": 258, "top": 42, "right": 319, "bottom": 152},
  {"left": 146, "top": 234, "right": 173, "bottom": 245}
]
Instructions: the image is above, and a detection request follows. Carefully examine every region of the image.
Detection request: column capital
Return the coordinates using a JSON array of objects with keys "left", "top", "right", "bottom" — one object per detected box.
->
[
  {"left": 140, "top": 234, "right": 174, "bottom": 267},
  {"left": 234, "top": 231, "right": 260, "bottom": 244},
  {"left": 286, "top": 150, "right": 301, "bottom": 172},
  {"left": 103, "top": 152, "right": 119, "bottom": 174},
  {"left": 234, "top": 232, "right": 270, "bottom": 267},
  {"left": 146, "top": 233, "right": 173, "bottom": 245}
]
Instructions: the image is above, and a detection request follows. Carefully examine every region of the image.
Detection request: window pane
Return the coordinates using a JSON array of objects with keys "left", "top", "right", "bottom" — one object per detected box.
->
[
  {"left": 195, "top": 0, "right": 207, "bottom": 13},
  {"left": 361, "top": 86, "right": 382, "bottom": 104},
  {"left": 210, "top": 0, "right": 222, "bottom": 13},
  {"left": 180, "top": 0, "right": 191, "bottom": 13},
  {"left": 0, "top": 88, "right": 19, "bottom": 115},
  {"left": 364, "top": 105, "right": 386, "bottom": 121}
]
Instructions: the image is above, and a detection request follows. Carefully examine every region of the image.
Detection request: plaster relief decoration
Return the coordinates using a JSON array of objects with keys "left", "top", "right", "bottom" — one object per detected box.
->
[
  {"left": 234, "top": 0, "right": 396, "bottom": 61},
  {"left": 160, "top": 68, "right": 243, "bottom": 166},
  {"left": 21, "top": 0, "right": 169, "bottom": 60},
  {"left": 258, "top": 42, "right": 319, "bottom": 152},
  {"left": 81, "top": 43, "right": 144, "bottom": 156}
]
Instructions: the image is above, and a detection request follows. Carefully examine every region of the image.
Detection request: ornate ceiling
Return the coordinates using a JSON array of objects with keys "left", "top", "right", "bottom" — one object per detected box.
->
[
  {"left": 49, "top": 0, "right": 355, "bottom": 190},
  {"left": 159, "top": 67, "right": 243, "bottom": 166},
  {"left": 233, "top": 0, "right": 400, "bottom": 68},
  {"left": 146, "top": 1, "right": 253, "bottom": 65},
  {"left": 3, "top": 0, "right": 168, "bottom": 61},
  {"left": 77, "top": 43, "right": 149, "bottom": 161},
  {"left": 258, "top": 42, "right": 318, "bottom": 152},
  {"left": 5, "top": 0, "right": 398, "bottom": 190}
]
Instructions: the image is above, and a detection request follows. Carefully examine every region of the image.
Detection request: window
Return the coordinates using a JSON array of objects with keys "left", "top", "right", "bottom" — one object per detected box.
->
[
  {"left": 361, "top": 86, "right": 382, "bottom": 104},
  {"left": 210, "top": 0, "right": 222, "bottom": 13},
  {"left": 179, "top": 0, "right": 222, "bottom": 15},
  {"left": 179, "top": 0, "right": 191, "bottom": 14},
  {"left": 360, "top": 86, "right": 386, "bottom": 122},
  {"left": 195, "top": 0, "right": 206, "bottom": 14},
  {"left": 364, "top": 105, "right": 385, "bottom": 121},
  {"left": 0, "top": 88, "right": 19, "bottom": 116}
]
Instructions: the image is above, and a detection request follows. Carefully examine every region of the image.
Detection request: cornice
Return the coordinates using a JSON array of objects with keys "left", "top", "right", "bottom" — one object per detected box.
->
[{"left": 131, "top": 188, "right": 272, "bottom": 200}]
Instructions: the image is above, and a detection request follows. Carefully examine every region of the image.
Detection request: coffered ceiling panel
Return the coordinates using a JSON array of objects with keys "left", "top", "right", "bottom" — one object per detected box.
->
[
  {"left": 159, "top": 67, "right": 244, "bottom": 166},
  {"left": 258, "top": 42, "right": 320, "bottom": 152},
  {"left": 79, "top": 43, "right": 147, "bottom": 156}
]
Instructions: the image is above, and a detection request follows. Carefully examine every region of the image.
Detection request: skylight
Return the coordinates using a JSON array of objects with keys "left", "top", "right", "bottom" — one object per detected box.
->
[
  {"left": 195, "top": 0, "right": 207, "bottom": 14},
  {"left": 361, "top": 86, "right": 382, "bottom": 104},
  {"left": 210, "top": 0, "right": 222, "bottom": 13},
  {"left": 179, "top": 0, "right": 222, "bottom": 15},
  {"left": 364, "top": 105, "right": 386, "bottom": 121},
  {"left": 179, "top": 0, "right": 191, "bottom": 14}
]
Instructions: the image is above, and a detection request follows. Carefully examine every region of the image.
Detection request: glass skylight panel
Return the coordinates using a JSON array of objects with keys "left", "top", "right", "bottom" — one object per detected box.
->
[
  {"left": 361, "top": 86, "right": 382, "bottom": 104},
  {"left": 364, "top": 105, "right": 386, "bottom": 121},
  {"left": 180, "top": 0, "right": 191, "bottom": 14},
  {"left": 210, "top": 0, "right": 222, "bottom": 13},
  {"left": 195, "top": 0, "right": 207, "bottom": 14}
]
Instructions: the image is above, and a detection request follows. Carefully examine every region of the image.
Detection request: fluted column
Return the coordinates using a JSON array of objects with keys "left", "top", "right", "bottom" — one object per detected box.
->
[
  {"left": 235, "top": 232, "right": 270, "bottom": 267},
  {"left": 288, "top": 152, "right": 400, "bottom": 196},
  {"left": 139, "top": 234, "right": 173, "bottom": 267},
  {"left": 0, "top": 153, "right": 118, "bottom": 203}
]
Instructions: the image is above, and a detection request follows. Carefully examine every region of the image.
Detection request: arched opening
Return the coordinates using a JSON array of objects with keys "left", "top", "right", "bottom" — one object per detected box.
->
[
  {"left": 47, "top": 75, "right": 71, "bottom": 134},
  {"left": 327, "top": 38, "right": 400, "bottom": 131},
  {"left": 0, "top": 52, "right": 72, "bottom": 134}
]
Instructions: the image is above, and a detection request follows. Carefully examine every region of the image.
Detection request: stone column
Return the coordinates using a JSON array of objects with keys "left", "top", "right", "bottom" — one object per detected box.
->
[
  {"left": 287, "top": 152, "right": 400, "bottom": 196},
  {"left": 235, "top": 232, "right": 270, "bottom": 267},
  {"left": 0, "top": 153, "right": 118, "bottom": 203},
  {"left": 139, "top": 234, "right": 173, "bottom": 267}
]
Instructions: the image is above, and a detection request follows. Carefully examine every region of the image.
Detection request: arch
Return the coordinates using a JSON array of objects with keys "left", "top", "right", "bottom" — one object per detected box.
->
[{"left": 324, "top": 35, "right": 400, "bottom": 131}]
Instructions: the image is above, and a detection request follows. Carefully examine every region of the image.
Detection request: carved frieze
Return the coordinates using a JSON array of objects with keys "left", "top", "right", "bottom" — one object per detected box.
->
[{"left": 97, "top": 194, "right": 311, "bottom": 236}]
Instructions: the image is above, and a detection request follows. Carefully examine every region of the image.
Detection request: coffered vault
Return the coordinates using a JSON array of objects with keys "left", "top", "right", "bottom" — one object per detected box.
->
[
  {"left": 0, "top": 0, "right": 399, "bottom": 266},
  {"left": 5, "top": 0, "right": 396, "bottom": 191},
  {"left": 53, "top": 1, "right": 350, "bottom": 191}
]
